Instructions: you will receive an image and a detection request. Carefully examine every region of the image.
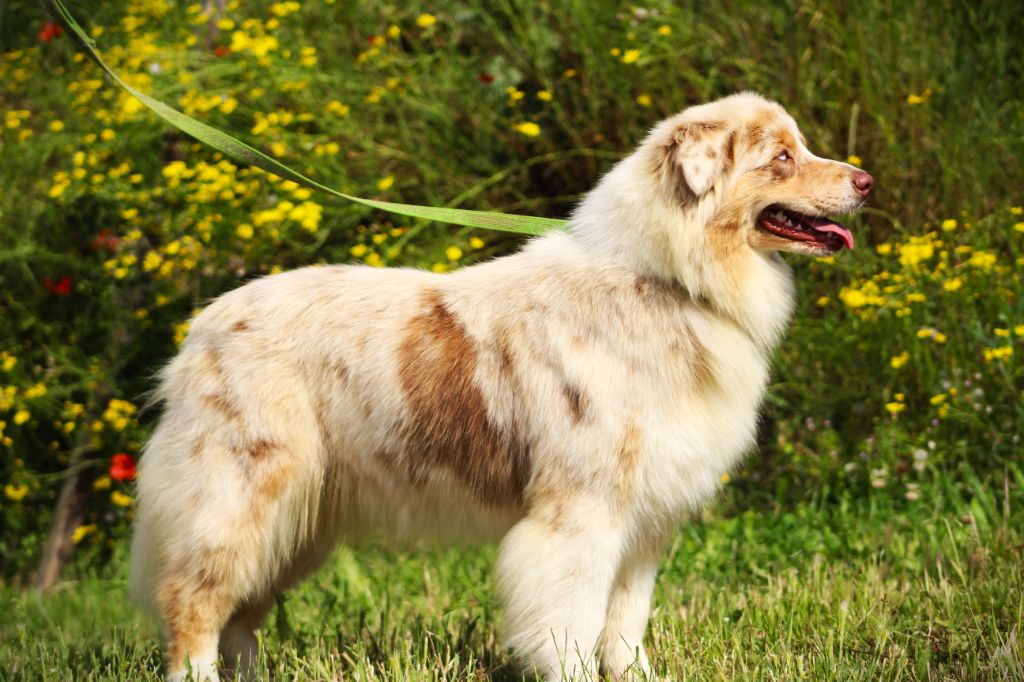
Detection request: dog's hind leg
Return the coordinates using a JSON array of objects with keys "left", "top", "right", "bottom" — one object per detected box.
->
[
  {"left": 497, "top": 496, "right": 625, "bottom": 681},
  {"left": 136, "top": 421, "right": 323, "bottom": 680},
  {"left": 219, "top": 593, "right": 275, "bottom": 681}
]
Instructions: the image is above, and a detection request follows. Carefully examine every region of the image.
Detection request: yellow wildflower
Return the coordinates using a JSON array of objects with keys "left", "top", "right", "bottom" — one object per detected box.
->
[
  {"left": 350, "top": 244, "right": 368, "bottom": 258},
  {"left": 469, "top": 237, "right": 485, "bottom": 249},
  {"left": 636, "top": 94, "right": 652, "bottom": 107},
  {"left": 513, "top": 122, "right": 540, "bottom": 137},
  {"left": 875, "top": 243, "right": 892, "bottom": 255},
  {"left": 364, "top": 252, "right": 383, "bottom": 267},
  {"left": 885, "top": 402, "right": 905, "bottom": 414},
  {"left": 24, "top": 382, "right": 46, "bottom": 399},
  {"left": 657, "top": 25, "right": 672, "bottom": 36},
  {"left": 1015, "top": 325, "right": 1024, "bottom": 336},
  {"left": 416, "top": 13, "right": 436, "bottom": 28},
  {"left": 1015, "top": 222, "right": 1024, "bottom": 233},
  {"left": 446, "top": 246, "right": 463, "bottom": 261},
  {"left": 143, "top": 251, "right": 162, "bottom": 272},
  {"left": 898, "top": 236, "right": 934, "bottom": 267},
  {"left": 377, "top": 175, "right": 394, "bottom": 191},
  {"left": 536, "top": 90, "right": 552, "bottom": 101},
  {"left": 93, "top": 475, "right": 111, "bottom": 491},
  {"left": 930, "top": 394, "right": 947, "bottom": 405},
  {"left": 71, "top": 524, "right": 97, "bottom": 544},
  {"left": 941, "top": 218, "right": 957, "bottom": 231},
  {"left": 236, "top": 224, "right": 254, "bottom": 239},
  {"left": 943, "top": 277, "right": 962, "bottom": 292},
  {"left": 110, "top": 490, "right": 134, "bottom": 507},
  {"left": 995, "top": 328, "right": 1009, "bottom": 337},
  {"left": 890, "top": 352, "right": 909, "bottom": 369},
  {"left": 968, "top": 250, "right": 996, "bottom": 269},
  {"left": 49, "top": 120, "right": 65, "bottom": 132},
  {"left": 13, "top": 409, "right": 30, "bottom": 425},
  {"left": 621, "top": 49, "right": 641, "bottom": 64},
  {"left": 983, "top": 346, "right": 1013, "bottom": 362},
  {"left": 4, "top": 484, "right": 28, "bottom": 501}
]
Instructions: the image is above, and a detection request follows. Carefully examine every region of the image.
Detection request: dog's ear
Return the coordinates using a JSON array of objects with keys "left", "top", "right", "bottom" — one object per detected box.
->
[{"left": 669, "top": 122, "right": 734, "bottom": 197}]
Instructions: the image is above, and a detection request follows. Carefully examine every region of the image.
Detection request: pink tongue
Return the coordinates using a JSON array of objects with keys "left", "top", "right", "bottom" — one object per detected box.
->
[{"left": 809, "top": 220, "right": 855, "bottom": 250}]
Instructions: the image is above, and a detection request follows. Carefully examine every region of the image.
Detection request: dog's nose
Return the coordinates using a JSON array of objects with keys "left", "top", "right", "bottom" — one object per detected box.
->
[{"left": 852, "top": 171, "right": 873, "bottom": 196}]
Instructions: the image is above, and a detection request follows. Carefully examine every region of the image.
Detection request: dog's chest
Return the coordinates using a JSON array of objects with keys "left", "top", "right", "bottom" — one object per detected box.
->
[{"left": 637, "top": 319, "right": 771, "bottom": 513}]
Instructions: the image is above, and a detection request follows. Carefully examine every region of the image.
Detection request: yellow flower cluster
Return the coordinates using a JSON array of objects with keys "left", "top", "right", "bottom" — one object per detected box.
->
[
  {"left": 252, "top": 199, "right": 323, "bottom": 233},
  {"left": 4, "top": 483, "right": 28, "bottom": 502},
  {"left": 102, "top": 398, "right": 137, "bottom": 432},
  {"left": 983, "top": 346, "right": 1013, "bottom": 363},
  {"left": 230, "top": 31, "right": 279, "bottom": 60},
  {"left": 897, "top": 235, "right": 934, "bottom": 268}
]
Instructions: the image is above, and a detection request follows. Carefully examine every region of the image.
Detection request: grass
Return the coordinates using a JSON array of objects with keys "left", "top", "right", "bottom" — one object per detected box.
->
[{"left": 4, "top": 475, "right": 1023, "bottom": 680}]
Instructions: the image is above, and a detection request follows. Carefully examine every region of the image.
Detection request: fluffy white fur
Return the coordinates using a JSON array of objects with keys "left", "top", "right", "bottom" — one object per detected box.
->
[{"left": 130, "top": 92, "right": 869, "bottom": 681}]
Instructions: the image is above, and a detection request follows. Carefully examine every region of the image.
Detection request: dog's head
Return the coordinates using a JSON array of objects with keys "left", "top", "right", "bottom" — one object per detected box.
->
[{"left": 648, "top": 92, "right": 871, "bottom": 257}]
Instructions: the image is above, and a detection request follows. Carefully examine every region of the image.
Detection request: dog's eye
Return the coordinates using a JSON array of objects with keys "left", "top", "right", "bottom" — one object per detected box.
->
[{"left": 776, "top": 150, "right": 791, "bottom": 162}]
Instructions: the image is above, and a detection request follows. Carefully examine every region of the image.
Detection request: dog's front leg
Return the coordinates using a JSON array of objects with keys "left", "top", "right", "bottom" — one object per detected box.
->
[
  {"left": 598, "top": 540, "right": 664, "bottom": 680},
  {"left": 497, "top": 497, "right": 623, "bottom": 681}
]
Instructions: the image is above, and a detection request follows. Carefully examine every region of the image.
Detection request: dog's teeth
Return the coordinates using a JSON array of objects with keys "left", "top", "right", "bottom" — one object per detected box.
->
[{"left": 773, "top": 211, "right": 786, "bottom": 221}]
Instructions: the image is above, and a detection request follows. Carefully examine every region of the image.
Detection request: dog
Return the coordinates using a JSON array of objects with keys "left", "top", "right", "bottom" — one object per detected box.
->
[{"left": 129, "top": 92, "right": 871, "bottom": 681}]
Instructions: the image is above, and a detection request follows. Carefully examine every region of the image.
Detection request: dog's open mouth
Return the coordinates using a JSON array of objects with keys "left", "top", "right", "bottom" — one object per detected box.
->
[{"left": 757, "top": 206, "right": 855, "bottom": 252}]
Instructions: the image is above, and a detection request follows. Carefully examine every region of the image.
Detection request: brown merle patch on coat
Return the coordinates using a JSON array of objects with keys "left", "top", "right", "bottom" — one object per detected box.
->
[
  {"left": 157, "top": 569, "right": 236, "bottom": 670},
  {"left": 687, "top": 324, "right": 714, "bottom": 389},
  {"left": 528, "top": 476, "right": 575, "bottom": 534},
  {"left": 201, "top": 393, "right": 242, "bottom": 422},
  {"left": 246, "top": 438, "right": 277, "bottom": 460},
  {"left": 562, "top": 382, "right": 590, "bottom": 425},
  {"left": 615, "top": 422, "right": 643, "bottom": 508},
  {"left": 230, "top": 320, "right": 250, "bottom": 333},
  {"left": 396, "top": 290, "right": 531, "bottom": 506},
  {"left": 493, "top": 327, "right": 517, "bottom": 377},
  {"left": 723, "top": 130, "right": 736, "bottom": 167},
  {"left": 742, "top": 108, "right": 781, "bottom": 150},
  {"left": 188, "top": 433, "right": 207, "bottom": 460}
]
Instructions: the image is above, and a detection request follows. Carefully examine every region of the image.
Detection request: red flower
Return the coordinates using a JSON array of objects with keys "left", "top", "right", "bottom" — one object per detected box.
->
[
  {"left": 213, "top": 45, "right": 231, "bottom": 57},
  {"left": 109, "top": 454, "right": 137, "bottom": 481},
  {"left": 39, "top": 21, "right": 63, "bottom": 43},
  {"left": 478, "top": 73, "right": 495, "bottom": 84},
  {"left": 90, "top": 228, "right": 121, "bottom": 252},
  {"left": 42, "top": 275, "right": 72, "bottom": 297}
]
